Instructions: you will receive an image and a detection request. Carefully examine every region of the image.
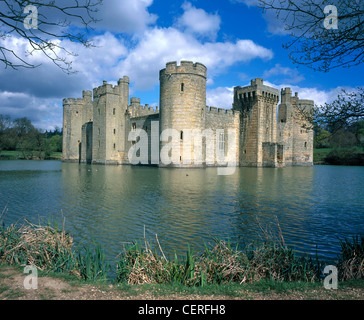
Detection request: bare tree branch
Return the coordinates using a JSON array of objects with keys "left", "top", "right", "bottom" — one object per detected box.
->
[
  {"left": 316, "top": 87, "right": 364, "bottom": 131},
  {"left": 0, "top": 0, "right": 103, "bottom": 73},
  {"left": 258, "top": 0, "right": 364, "bottom": 72}
]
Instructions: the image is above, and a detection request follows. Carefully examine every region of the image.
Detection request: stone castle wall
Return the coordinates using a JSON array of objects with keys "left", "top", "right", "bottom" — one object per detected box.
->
[
  {"left": 62, "top": 61, "right": 314, "bottom": 168},
  {"left": 204, "top": 107, "right": 240, "bottom": 166}
]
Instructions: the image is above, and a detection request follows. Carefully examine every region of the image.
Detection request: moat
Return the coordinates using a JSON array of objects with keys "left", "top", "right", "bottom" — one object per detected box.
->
[{"left": 0, "top": 161, "right": 363, "bottom": 264}]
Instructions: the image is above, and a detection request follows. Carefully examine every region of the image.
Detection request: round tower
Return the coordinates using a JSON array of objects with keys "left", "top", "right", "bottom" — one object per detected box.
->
[{"left": 159, "top": 61, "right": 207, "bottom": 166}]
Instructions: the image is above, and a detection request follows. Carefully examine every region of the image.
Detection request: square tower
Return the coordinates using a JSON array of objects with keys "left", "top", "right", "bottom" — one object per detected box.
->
[{"left": 233, "top": 78, "right": 280, "bottom": 166}]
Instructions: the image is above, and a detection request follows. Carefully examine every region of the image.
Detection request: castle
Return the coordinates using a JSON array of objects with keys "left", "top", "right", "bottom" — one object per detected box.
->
[{"left": 62, "top": 61, "right": 313, "bottom": 167}]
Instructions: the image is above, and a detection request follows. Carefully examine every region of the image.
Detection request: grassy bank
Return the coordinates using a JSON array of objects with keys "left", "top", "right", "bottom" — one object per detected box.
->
[
  {"left": 0, "top": 150, "right": 62, "bottom": 160},
  {"left": 1, "top": 262, "right": 363, "bottom": 300},
  {"left": 314, "top": 147, "right": 364, "bottom": 165},
  {"left": 0, "top": 217, "right": 363, "bottom": 293},
  {"left": 314, "top": 148, "right": 333, "bottom": 164}
]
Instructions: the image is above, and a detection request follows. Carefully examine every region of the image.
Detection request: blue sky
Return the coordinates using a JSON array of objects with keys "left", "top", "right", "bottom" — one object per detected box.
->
[{"left": 0, "top": 0, "right": 363, "bottom": 130}]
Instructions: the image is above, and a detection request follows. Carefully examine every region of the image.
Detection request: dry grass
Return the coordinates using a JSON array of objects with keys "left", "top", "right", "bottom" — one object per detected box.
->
[
  {"left": 0, "top": 211, "right": 362, "bottom": 287},
  {"left": 338, "top": 236, "right": 364, "bottom": 281},
  {"left": 116, "top": 238, "right": 320, "bottom": 286},
  {"left": 0, "top": 218, "right": 78, "bottom": 275}
]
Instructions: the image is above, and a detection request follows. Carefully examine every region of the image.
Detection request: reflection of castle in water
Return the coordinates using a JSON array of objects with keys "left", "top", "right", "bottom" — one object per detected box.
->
[{"left": 63, "top": 61, "right": 313, "bottom": 167}]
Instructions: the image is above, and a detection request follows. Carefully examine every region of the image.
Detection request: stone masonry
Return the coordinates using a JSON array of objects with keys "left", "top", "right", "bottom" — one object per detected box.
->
[{"left": 62, "top": 61, "right": 313, "bottom": 167}]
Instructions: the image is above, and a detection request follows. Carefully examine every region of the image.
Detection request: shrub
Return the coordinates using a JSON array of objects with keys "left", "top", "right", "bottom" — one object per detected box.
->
[{"left": 325, "top": 147, "right": 364, "bottom": 165}]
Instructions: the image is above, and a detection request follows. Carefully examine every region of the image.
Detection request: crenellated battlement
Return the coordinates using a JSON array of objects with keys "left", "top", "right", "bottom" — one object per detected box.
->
[
  {"left": 63, "top": 95, "right": 92, "bottom": 106},
  {"left": 93, "top": 81, "right": 118, "bottom": 98},
  {"left": 205, "top": 106, "right": 238, "bottom": 118},
  {"left": 160, "top": 60, "right": 207, "bottom": 79},
  {"left": 93, "top": 77, "right": 129, "bottom": 98},
  {"left": 130, "top": 97, "right": 140, "bottom": 106},
  {"left": 250, "top": 78, "right": 264, "bottom": 86},
  {"left": 234, "top": 79, "right": 280, "bottom": 103},
  {"left": 280, "top": 88, "right": 314, "bottom": 108},
  {"left": 118, "top": 76, "right": 130, "bottom": 85},
  {"left": 127, "top": 100, "right": 159, "bottom": 118}
]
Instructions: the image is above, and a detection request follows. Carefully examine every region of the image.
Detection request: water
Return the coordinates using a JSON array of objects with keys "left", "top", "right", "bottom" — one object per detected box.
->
[{"left": 0, "top": 160, "right": 363, "bottom": 264}]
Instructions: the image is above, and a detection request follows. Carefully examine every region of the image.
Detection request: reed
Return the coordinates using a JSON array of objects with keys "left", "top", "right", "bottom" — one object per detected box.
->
[
  {"left": 0, "top": 216, "right": 108, "bottom": 281},
  {"left": 78, "top": 243, "right": 110, "bottom": 282},
  {"left": 337, "top": 236, "right": 364, "bottom": 281},
  {"left": 0, "top": 209, "right": 363, "bottom": 286},
  {"left": 115, "top": 238, "right": 320, "bottom": 286},
  {"left": 0, "top": 218, "right": 78, "bottom": 275}
]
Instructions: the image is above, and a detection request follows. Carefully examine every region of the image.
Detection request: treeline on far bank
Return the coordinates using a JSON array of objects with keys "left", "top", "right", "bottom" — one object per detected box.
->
[
  {"left": 0, "top": 115, "right": 62, "bottom": 160},
  {"left": 314, "top": 120, "right": 364, "bottom": 166}
]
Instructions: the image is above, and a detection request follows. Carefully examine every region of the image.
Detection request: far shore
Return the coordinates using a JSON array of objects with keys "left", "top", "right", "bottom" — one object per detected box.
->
[{"left": 1, "top": 148, "right": 364, "bottom": 166}]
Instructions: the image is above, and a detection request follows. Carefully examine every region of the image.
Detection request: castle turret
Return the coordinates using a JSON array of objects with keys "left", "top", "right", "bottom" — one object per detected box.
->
[{"left": 159, "top": 61, "right": 207, "bottom": 166}]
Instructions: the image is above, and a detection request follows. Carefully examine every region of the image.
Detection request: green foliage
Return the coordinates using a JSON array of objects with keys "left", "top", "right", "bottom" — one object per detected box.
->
[
  {"left": 49, "top": 135, "right": 62, "bottom": 153},
  {"left": 330, "top": 129, "right": 357, "bottom": 148},
  {"left": 314, "top": 129, "right": 330, "bottom": 148},
  {"left": 0, "top": 114, "right": 62, "bottom": 159},
  {"left": 325, "top": 147, "right": 364, "bottom": 166},
  {"left": 313, "top": 117, "right": 364, "bottom": 165}
]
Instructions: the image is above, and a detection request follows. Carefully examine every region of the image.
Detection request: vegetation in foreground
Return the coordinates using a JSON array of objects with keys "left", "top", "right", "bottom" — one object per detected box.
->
[{"left": 0, "top": 215, "right": 363, "bottom": 294}]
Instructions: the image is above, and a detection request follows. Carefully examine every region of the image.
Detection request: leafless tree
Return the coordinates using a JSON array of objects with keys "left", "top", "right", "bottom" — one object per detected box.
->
[
  {"left": 0, "top": 0, "right": 103, "bottom": 73},
  {"left": 258, "top": 0, "right": 364, "bottom": 72}
]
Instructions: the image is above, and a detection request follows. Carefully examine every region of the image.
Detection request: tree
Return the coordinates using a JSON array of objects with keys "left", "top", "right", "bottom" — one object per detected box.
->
[
  {"left": 0, "top": 114, "right": 12, "bottom": 155},
  {"left": 314, "top": 128, "right": 330, "bottom": 148},
  {"left": 257, "top": 0, "right": 364, "bottom": 72},
  {"left": 330, "top": 128, "right": 357, "bottom": 147},
  {"left": 356, "top": 120, "right": 364, "bottom": 146},
  {"left": 13, "top": 117, "right": 35, "bottom": 137},
  {"left": 315, "top": 87, "right": 364, "bottom": 132},
  {"left": 0, "top": 0, "right": 102, "bottom": 73},
  {"left": 12, "top": 117, "right": 36, "bottom": 158},
  {"left": 49, "top": 134, "right": 62, "bottom": 152}
]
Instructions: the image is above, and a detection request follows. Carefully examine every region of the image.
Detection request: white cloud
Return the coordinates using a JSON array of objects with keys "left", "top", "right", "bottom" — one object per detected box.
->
[
  {"left": 263, "top": 64, "right": 305, "bottom": 83},
  {"left": 176, "top": 2, "right": 221, "bottom": 40},
  {"left": 207, "top": 87, "right": 234, "bottom": 109},
  {"left": 260, "top": 80, "right": 353, "bottom": 107},
  {"left": 116, "top": 27, "right": 274, "bottom": 90},
  {"left": 66, "top": 32, "right": 129, "bottom": 87},
  {"left": 0, "top": 91, "right": 62, "bottom": 130},
  {"left": 0, "top": 33, "right": 128, "bottom": 97},
  {"left": 94, "top": 0, "right": 158, "bottom": 33},
  {"left": 0, "top": 32, "right": 130, "bottom": 130}
]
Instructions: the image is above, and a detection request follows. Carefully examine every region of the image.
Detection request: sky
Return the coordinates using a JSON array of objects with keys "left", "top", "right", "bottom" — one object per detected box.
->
[{"left": 0, "top": 0, "right": 363, "bottom": 130}]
